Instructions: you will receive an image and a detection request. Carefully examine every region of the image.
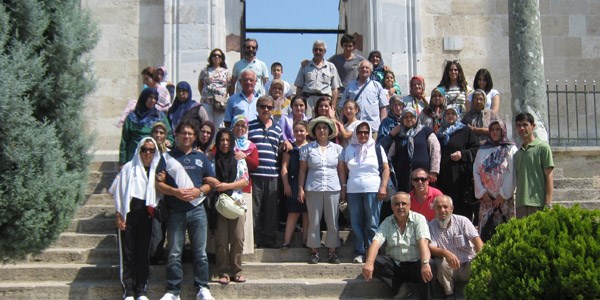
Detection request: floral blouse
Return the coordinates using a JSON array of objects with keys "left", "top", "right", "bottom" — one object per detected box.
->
[{"left": 199, "top": 66, "right": 229, "bottom": 100}]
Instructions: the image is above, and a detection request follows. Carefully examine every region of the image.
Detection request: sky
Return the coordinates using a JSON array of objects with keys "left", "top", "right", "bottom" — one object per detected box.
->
[{"left": 246, "top": 0, "right": 341, "bottom": 85}]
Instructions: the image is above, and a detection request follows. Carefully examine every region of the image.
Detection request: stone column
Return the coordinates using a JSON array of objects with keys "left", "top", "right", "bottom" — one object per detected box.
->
[{"left": 508, "top": 0, "right": 548, "bottom": 142}]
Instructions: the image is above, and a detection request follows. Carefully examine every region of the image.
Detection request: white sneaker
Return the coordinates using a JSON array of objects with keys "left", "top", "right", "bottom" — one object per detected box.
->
[
  {"left": 136, "top": 296, "right": 150, "bottom": 300},
  {"left": 196, "top": 286, "right": 215, "bottom": 300},
  {"left": 353, "top": 255, "right": 364, "bottom": 263},
  {"left": 124, "top": 297, "right": 135, "bottom": 300},
  {"left": 160, "top": 292, "right": 180, "bottom": 300}
]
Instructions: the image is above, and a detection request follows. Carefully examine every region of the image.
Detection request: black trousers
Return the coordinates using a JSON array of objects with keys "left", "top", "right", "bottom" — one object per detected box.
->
[
  {"left": 373, "top": 255, "right": 435, "bottom": 300},
  {"left": 119, "top": 199, "right": 152, "bottom": 297}
]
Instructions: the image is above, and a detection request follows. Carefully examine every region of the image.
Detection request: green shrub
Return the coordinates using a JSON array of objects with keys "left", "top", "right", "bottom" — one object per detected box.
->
[
  {"left": 465, "top": 205, "right": 600, "bottom": 299},
  {"left": 0, "top": 0, "right": 97, "bottom": 260}
]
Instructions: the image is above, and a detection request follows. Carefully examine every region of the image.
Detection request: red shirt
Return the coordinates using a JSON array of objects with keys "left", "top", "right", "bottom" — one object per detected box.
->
[{"left": 409, "top": 186, "right": 443, "bottom": 221}]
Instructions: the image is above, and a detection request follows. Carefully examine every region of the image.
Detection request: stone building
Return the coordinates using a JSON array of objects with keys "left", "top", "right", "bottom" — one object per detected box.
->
[{"left": 83, "top": 0, "right": 600, "bottom": 154}]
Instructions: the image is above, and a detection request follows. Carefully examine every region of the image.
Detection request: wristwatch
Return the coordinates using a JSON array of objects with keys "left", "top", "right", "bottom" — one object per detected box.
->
[{"left": 422, "top": 259, "right": 429, "bottom": 265}]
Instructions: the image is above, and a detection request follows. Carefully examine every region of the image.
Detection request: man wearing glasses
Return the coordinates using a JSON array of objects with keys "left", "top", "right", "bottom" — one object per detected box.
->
[
  {"left": 247, "top": 96, "right": 291, "bottom": 248},
  {"left": 294, "top": 40, "right": 341, "bottom": 118},
  {"left": 230, "top": 38, "right": 269, "bottom": 95},
  {"left": 409, "top": 168, "right": 443, "bottom": 221}
]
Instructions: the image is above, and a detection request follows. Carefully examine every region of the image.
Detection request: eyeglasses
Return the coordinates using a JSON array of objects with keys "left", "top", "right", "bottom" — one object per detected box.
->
[
  {"left": 356, "top": 131, "right": 370, "bottom": 135},
  {"left": 312, "top": 48, "right": 325, "bottom": 52},
  {"left": 140, "top": 147, "right": 156, "bottom": 154},
  {"left": 211, "top": 54, "right": 222, "bottom": 58},
  {"left": 412, "top": 177, "right": 428, "bottom": 182},
  {"left": 259, "top": 104, "right": 274, "bottom": 111}
]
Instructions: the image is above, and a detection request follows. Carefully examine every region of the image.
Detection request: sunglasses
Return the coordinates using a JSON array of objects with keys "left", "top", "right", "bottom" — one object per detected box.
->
[
  {"left": 412, "top": 177, "right": 428, "bottom": 182},
  {"left": 312, "top": 48, "right": 325, "bottom": 52},
  {"left": 259, "top": 104, "right": 274, "bottom": 111},
  {"left": 140, "top": 147, "right": 156, "bottom": 154},
  {"left": 245, "top": 46, "right": 256, "bottom": 50},
  {"left": 211, "top": 54, "right": 222, "bottom": 58}
]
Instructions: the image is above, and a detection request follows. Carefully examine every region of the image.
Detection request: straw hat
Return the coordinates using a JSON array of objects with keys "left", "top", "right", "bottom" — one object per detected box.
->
[{"left": 307, "top": 116, "right": 337, "bottom": 140}]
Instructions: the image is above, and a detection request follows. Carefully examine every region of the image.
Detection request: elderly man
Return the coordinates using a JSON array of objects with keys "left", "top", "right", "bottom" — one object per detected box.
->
[
  {"left": 230, "top": 38, "right": 269, "bottom": 95},
  {"left": 341, "top": 60, "right": 388, "bottom": 132},
  {"left": 294, "top": 40, "right": 341, "bottom": 118},
  {"left": 409, "top": 168, "right": 443, "bottom": 221},
  {"left": 429, "top": 195, "right": 483, "bottom": 299},
  {"left": 224, "top": 69, "right": 260, "bottom": 127},
  {"left": 362, "top": 192, "right": 435, "bottom": 300},
  {"left": 247, "top": 96, "right": 290, "bottom": 248}
]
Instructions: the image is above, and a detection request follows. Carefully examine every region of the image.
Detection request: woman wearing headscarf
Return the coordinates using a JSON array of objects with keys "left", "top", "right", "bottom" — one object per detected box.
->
[
  {"left": 205, "top": 129, "right": 250, "bottom": 285},
  {"left": 377, "top": 95, "right": 405, "bottom": 152},
  {"left": 269, "top": 79, "right": 292, "bottom": 123},
  {"left": 473, "top": 120, "right": 517, "bottom": 239},
  {"left": 419, "top": 87, "right": 446, "bottom": 134},
  {"left": 402, "top": 76, "right": 428, "bottom": 115},
  {"left": 342, "top": 122, "right": 390, "bottom": 264},
  {"left": 196, "top": 121, "right": 216, "bottom": 154},
  {"left": 462, "top": 89, "right": 499, "bottom": 145},
  {"left": 389, "top": 107, "right": 441, "bottom": 193},
  {"left": 230, "top": 115, "right": 259, "bottom": 253},
  {"left": 119, "top": 87, "right": 173, "bottom": 167},
  {"left": 167, "top": 81, "right": 199, "bottom": 130},
  {"left": 368, "top": 50, "right": 388, "bottom": 84},
  {"left": 113, "top": 137, "right": 161, "bottom": 300},
  {"left": 436, "top": 105, "right": 479, "bottom": 220}
]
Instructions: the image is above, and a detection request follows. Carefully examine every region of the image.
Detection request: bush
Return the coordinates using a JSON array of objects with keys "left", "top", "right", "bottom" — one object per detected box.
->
[
  {"left": 0, "top": 0, "right": 97, "bottom": 260},
  {"left": 465, "top": 205, "right": 600, "bottom": 299}
]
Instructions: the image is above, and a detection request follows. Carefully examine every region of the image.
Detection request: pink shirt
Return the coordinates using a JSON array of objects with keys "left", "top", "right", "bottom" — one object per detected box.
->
[{"left": 409, "top": 186, "right": 443, "bottom": 221}]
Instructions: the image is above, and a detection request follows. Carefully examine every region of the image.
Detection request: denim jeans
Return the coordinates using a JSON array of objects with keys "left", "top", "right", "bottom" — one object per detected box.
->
[
  {"left": 165, "top": 205, "right": 209, "bottom": 295},
  {"left": 347, "top": 192, "right": 381, "bottom": 256}
]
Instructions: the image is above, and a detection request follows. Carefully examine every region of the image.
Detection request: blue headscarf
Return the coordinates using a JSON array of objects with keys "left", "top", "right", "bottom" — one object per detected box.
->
[
  {"left": 168, "top": 81, "right": 198, "bottom": 129},
  {"left": 436, "top": 105, "right": 465, "bottom": 145}
]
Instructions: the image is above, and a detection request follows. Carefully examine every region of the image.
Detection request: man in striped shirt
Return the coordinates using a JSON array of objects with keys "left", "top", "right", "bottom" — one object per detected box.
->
[{"left": 248, "top": 95, "right": 292, "bottom": 248}]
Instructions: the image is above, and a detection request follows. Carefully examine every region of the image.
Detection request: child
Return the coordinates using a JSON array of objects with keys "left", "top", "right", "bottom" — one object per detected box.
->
[
  {"left": 280, "top": 120, "right": 309, "bottom": 249},
  {"left": 264, "top": 62, "right": 293, "bottom": 99},
  {"left": 338, "top": 100, "right": 361, "bottom": 148}
]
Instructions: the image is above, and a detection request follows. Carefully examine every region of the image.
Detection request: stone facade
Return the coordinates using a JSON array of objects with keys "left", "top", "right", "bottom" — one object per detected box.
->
[{"left": 82, "top": 0, "right": 599, "bottom": 152}]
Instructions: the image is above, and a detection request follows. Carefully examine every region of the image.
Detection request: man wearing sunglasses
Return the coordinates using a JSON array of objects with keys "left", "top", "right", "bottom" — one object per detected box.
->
[
  {"left": 409, "top": 168, "right": 443, "bottom": 221},
  {"left": 230, "top": 38, "right": 269, "bottom": 96},
  {"left": 294, "top": 40, "right": 341, "bottom": 118}
]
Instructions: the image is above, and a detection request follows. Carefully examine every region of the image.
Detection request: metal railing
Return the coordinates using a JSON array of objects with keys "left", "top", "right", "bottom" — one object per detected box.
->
[{"left": 546, "top": 80, "right": 600, "bottom": 146}]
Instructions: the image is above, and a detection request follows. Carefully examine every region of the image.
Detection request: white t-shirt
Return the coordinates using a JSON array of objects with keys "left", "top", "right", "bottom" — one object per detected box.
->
[{"left": 343, "top": 145, "right": 387, "bottom": 193}]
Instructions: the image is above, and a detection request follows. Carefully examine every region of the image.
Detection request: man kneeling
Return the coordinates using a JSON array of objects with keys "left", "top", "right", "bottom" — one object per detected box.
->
[
  {"left": 362, "top": 192, "right": 435, "bottom": 299},
  {"left": 428, "top": 195, "right": 483, "bottom": 299}
]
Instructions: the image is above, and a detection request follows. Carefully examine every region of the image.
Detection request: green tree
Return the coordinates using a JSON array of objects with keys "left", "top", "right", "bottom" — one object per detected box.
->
[
  {"left": 0, "top": 0, "right": 98, "bottom": 260},
  {"left": 465, "top": 205, "right": 600, "bottom": 299}
]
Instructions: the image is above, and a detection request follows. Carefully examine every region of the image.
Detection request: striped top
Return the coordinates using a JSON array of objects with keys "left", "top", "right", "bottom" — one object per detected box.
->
[{"left": 248, "top": 118, "right": 283, "bottom": 177}]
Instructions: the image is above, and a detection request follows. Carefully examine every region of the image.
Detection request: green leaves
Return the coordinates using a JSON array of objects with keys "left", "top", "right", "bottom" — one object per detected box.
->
[{"left": 465, "top": 206, "right": 600, "bottom": 299}]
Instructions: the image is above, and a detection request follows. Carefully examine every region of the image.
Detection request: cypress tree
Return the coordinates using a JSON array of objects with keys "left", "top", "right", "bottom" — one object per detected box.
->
[{"left": 0, "top": 0, "right": 98, "bottom": 260}]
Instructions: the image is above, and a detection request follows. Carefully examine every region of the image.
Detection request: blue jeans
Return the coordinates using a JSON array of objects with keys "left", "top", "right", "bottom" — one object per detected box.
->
[
  {"left": 347, "top": 192, "right": 381, "bottom": 256},
  {"left": 165, "top": 205, "right": 209, "bottom": 295}
]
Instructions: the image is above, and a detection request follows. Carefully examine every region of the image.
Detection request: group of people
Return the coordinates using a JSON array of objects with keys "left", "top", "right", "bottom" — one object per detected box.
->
[{"left": 112, "top": 34, "right": 555, "bottom": 300}]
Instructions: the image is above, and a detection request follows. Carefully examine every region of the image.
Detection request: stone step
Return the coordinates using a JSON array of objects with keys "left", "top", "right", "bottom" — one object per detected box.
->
[
  {"left": 554, "top": 177, "right": 600, "bottom": 189},
  {"left": 84, "top": 193, "right": 114, "bottom": 206},
  {"left": 74, "top": 204, "right": 115, "bottom": 219},
  {"left": 553, "top": 189, "right": 600, "bottom": 201},
  {"left": 90, "top": 161, "right": 119, "bottom": 172},
  {"left": 0, "top": 278, "right": 393, "bottom": 299},
  {"left": 0, "top": 263, "right": 364, "bottom": 282},
  {"left": 553, "top": 200, "right": 600, "bottom": 210},
  {"left": 66, "top": 218, "right": 114, "bottom": 233},
  {"left": 53, "top": 233, "right": 117, "bottom": 249}
]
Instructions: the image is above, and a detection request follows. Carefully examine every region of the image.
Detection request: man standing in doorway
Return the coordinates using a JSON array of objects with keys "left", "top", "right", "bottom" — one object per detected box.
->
[
  {"left": 294, "top": 40, "right": 341, "bottom": 118},
  {"left": 514, "top": 112, "right": 554, "bottom": 218},
  {"left": 230, "top": 38, "right": 269, "bottom": 96}
]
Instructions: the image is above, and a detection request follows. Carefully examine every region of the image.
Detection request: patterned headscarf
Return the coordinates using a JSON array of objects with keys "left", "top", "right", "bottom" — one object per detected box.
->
[{"left": 231, "top": 115, "right": 251, "bottom": 151}]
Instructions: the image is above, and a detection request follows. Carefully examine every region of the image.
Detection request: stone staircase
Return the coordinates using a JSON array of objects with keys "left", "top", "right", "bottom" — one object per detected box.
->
[{"left": 0, "top": 161, "right": 597, "bottom": 299}]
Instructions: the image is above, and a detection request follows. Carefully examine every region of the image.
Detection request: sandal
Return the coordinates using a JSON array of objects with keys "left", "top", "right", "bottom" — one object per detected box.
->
[
  {"left": 232, "top": 275, "right": 247, "bottom": 283},
  {"left": 218, "top": 275, "right": 230, "bottom": 285}
]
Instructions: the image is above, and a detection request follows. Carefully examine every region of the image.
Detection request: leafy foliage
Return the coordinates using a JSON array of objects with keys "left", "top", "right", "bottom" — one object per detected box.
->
[
  {"left": 465, "top": 205, "right": 600, "bottom": 299},
  {"left": 0, "top": 0, "right": 98, "bottom": 260}
]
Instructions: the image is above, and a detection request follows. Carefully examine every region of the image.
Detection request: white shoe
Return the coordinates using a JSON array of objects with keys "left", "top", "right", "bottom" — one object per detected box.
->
[
  {"left": 196, "top": 286, "right": 215, "bottom": 300},
  {"left": 136, "top": 296, "right": 150, "bottom": 300},
  {"left": 353, "top": 255, "right": 364, "bottom": 263},
  {"left": 124, "top": 297, "right": 135, "bottom": 300},
  {"left": 160, "top": 292, "right": 180, "bottom": 300}
]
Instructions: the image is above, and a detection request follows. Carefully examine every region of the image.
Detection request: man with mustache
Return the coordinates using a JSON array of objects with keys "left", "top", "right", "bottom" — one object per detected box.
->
[{"left": 230, "top": 38, "right": 269, "bottom": 96}]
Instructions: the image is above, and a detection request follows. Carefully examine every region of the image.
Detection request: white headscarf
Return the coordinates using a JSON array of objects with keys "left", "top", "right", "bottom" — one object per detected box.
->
[
  {"left": 349, "top": 122, "right": 375, "bottom": 164},
  {"left": 113, "top": 137, "right": 160, "bottom": 220}
]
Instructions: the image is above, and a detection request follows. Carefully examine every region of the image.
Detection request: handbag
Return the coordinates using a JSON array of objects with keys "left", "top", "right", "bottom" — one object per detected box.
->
[
  {"left": 215, "top": 193, "right": 245, "bottom": 219},
  {"left": 210, "top": 94, "right": 228, "bottom": 112},
  {"left": 480, "top": 207, "right": 508, "bottom": 242}
]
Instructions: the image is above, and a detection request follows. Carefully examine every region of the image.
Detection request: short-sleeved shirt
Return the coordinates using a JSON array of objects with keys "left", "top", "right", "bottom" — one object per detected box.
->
[
  {"left": 514, "top": 138, "right": 554, "bottom": 207},
  {"left": 342, "top": 79, "right": 389, "bottom": 131},
  {"left": 373, "top": 211, "right": 431, "bottom": 263},
  {"left": 248, "top": 118, "right": 283, "bottom": 178},
  {"left": 428, "top": 214, "right": 479, "bottom": 263},
  {"left": 232, "top": 58, "right": 269, "bottom": 95},
  {"left": 156, "top": 148, "right": 215, "bottom": 212},
  {"left": 294, "top": 60, "right": 341, "bottom": 95},
  {"left": 409, "top": 186, "right": 443, "bottom": 221},
  {"left": 300, "top": 141, "right": 343, "bottom": 192},
  {"left": 343, "top": 144, "right": 386, "bottom": 193},
  {"left": 328, "top": 53, "right": 365, "bottom": 88},
  {"left": 224, "top": 92, "right": 260, "bottom": 124}
]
